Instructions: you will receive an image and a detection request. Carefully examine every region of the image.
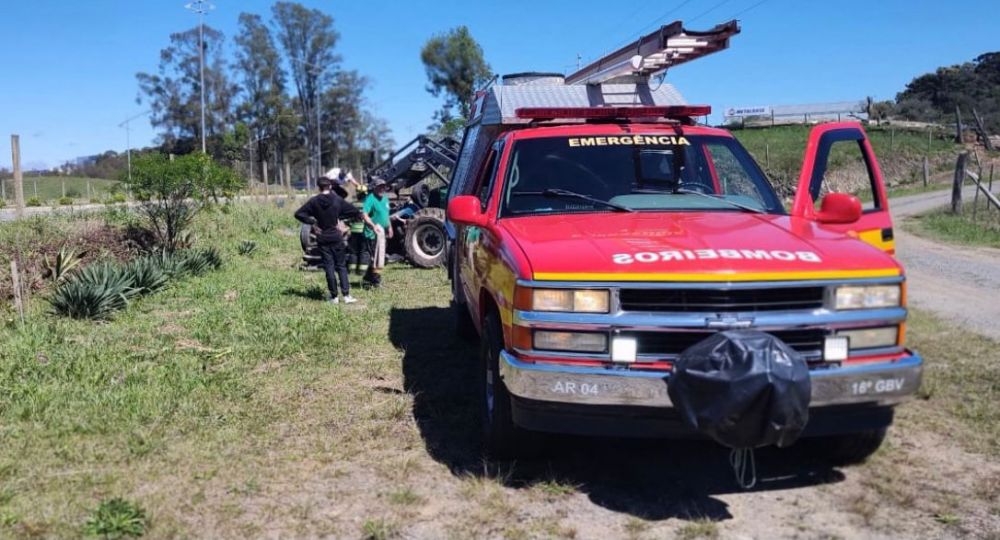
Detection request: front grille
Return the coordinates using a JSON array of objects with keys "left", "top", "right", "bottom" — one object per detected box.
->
[
  {"left": 623, "top": 329, "right": 827, "bottom": 359},
  {"left": 618, "top": 287, "right": 826, "bottom": 313}
]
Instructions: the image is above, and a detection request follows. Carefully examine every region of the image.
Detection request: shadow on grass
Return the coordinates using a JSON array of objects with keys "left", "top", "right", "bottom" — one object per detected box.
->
[
  {"left": 391, "top": 306, "right": 845, "bottom": 522},
  {"left": 282, "top": 285, "right": 327, "bottom": 301}
]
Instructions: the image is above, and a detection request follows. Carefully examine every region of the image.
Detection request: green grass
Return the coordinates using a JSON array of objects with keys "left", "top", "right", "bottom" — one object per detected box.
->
[
  {"left": 905, "top": 199, "right": 1000, "bottom": 248},
  {"left": 1, "top": 199, "right": 998, "bottom": 537},
  {"left": 0, "top": 199, "right": 450, "bottom": 537},
  {"left": 1, "top": 176, "right": 120, "bottom": 205}
]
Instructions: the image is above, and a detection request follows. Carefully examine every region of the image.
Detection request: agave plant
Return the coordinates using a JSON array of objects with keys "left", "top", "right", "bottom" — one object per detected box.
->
[
  {"left": 236, "top": 240, "right": 258, "bottom": 257},
  {"left": 49, "top": 262, "right": 134, "bottom": 319},
  {"left": 42, "top": 246, "right": 84, "bottom": 282},
  {"left": 123, "top": 256, "right": 168, "bottom": 296}
]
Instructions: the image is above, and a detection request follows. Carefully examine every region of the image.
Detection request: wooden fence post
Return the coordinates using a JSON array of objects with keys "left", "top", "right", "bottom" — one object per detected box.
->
[
  {"left": 973, "top": 108, "right": 994, "bottom": 151},
  {"left": 923, "top": 157, "right": 929, "bottom": 187},
  {"left": 11, "top": 134, "right": 25, "bottom": 218},
  {"left": 955, "top": 106, "right": 964, "bottom": 143},
  {"left": 952, "top": 152, "right": 968, "bottom": 215},
  {"left": 10, "top": 260, "right": 24, "bottom": 325},
  {"left": 928, "top": 127, "right": 932, "bottom": 154},
  {"left": 765, "top": 143, "right": 770, "bottom": 169}
]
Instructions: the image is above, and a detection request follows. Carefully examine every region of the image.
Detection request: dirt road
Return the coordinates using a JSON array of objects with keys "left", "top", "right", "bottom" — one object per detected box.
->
[{"left": 890, "top": 187, "right": 1000, "bottom": 340}]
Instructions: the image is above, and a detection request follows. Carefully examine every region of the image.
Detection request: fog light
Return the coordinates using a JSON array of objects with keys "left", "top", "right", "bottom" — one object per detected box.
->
[
  {"left": 823, "top": 336, "right": 849, "bottom": 362},
  {"left": 838, "top": 327, "right": 899, "bottom": 350},
  {"left": 534, "top": 331, "right": 607, "bottom": 353},
  {"left": 611, "top": 336, "right": 638, "bottom": 363}
]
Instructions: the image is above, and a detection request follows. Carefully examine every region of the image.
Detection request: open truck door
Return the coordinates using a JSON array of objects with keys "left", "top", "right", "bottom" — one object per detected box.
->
[{"left": 791, "top": 123, "right": 895, "bottom": 254}]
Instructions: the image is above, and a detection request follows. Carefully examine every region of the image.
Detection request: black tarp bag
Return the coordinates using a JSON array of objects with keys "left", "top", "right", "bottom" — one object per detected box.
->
[{"left": 668, "top": 330, "right": 812, "bottom": 449}]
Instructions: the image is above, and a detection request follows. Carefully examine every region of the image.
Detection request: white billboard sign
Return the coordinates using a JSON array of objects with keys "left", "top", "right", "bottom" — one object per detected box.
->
[{"left": 725, "top": 106, "right": 771, "bottom": 118}]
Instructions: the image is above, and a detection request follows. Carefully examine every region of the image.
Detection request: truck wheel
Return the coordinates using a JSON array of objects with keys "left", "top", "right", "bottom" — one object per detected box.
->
[
  {"left": 815, "top": 427, "right": 888, "bottom": 466},
  {"left": 404, "top": 207, "right": 446, "bottom": 268},
  {"left": 480, "top": 311, "right": 535, "bottom": 459}
]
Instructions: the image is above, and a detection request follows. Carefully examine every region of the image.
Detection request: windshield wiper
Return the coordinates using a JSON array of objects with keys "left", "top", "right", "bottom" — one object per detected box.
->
[
  {"left": 672, "top": 188, "right": 766, "bottom": 214},
  {"left": 513, "top": 188, "right": 635, "bottom": 213}
]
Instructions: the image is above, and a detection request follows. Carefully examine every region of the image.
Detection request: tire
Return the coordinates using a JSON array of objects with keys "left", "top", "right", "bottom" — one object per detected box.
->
[
  {"left": 404, "top": 207, "right": 446, "bottom": 268},
  {"left": 480, "top": 311, "right": 536, "bottom": 459},
  {"left": 410, "top": 181, "right": 431, "bottom": 208},
  {"left": 299, "top": 223, "right": 321, "bottom": 266},
  {"left": 814, "top": 427, "right": 888, "bottom": 466}
]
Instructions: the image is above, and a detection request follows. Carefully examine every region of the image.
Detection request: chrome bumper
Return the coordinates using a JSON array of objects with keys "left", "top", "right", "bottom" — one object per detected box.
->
[{"left": 499, "top": 350, "right": 923, "bottom": 408}]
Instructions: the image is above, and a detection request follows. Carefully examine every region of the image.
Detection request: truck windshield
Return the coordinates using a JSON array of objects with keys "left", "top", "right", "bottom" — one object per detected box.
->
[{"left": 500, "top": 134, "right": 784, "bottom": 216}]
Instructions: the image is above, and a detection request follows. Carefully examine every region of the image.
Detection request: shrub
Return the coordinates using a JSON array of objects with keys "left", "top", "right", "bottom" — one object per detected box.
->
[
  {"left": 83, "top": 497, "right": 147, "bottom": 539},
  {"left": 59, "top": 196, "right": 74, "bottom": 206},
  {"left": 89, "top": 197, "right": 101, "bottom": 204},
  {"left": 48, "top": 265, "right": 133, "bottom": 320},
  {"left": 123, "top": 256, "right": 168, "bottom": 295},
  {"left": 124, "top": 152, "right": 243, "bottom": 251},
  {"left": 26, "top": 197, "right": 42, "bottom": 207},
  {"left": 66, "top": 187, "right": 83, "bottom": 198},
  {"left": 106, "top": 193, "right": 127, "bottom": 204},
  {"left": 237, "top": 240, "right": 258, "bottom": 257}
]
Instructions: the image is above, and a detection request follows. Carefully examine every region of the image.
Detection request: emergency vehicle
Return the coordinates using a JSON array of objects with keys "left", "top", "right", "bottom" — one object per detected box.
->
[{"left": 445, "top": 20, "right": 922, "bottom": 461}]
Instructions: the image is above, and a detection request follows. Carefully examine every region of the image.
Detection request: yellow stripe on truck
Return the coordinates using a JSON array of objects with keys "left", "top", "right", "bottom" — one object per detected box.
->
[
  {"left": 858, "top": 228, "right": 895, "bottom": 253},
  {"left": 533, "top": 268, "right": 902, "bottom": 282}
]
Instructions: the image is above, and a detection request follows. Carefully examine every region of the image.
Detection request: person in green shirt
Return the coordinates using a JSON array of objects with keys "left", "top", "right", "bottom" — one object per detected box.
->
[{"left": 362, "top": 178, "right": 392, "bottom": 288}]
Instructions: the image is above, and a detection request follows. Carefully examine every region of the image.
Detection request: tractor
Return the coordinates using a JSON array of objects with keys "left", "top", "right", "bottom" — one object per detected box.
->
[{"left": 300, "top": 135, "right": 459, "bottom": 269}]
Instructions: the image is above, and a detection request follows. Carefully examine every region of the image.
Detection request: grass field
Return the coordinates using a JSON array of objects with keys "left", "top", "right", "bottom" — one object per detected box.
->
[
  {"left": 1, "top": 176, "right": 120, "bottom": 205},
  {"left": 905, "top": 197, "right": 1000, "bottom": 248},
  {"left": 1, "top": 202, "right": 997, "bottom": 538}
]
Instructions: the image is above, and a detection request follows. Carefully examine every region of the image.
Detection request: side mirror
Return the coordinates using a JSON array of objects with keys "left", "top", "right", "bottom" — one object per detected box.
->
[
  {"left": 447, "top": 195, "right": 488, "bottom": 227},
  {"left": 815, "top": 192, "right": 862, "bottom": 224}
]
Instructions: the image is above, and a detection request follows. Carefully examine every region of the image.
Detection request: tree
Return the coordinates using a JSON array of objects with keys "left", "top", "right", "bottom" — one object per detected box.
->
[
  {"left": 420, "top": 26, "right": 491, "bottom": 131},
  {"left": 272, "top": 1, "right": 341, "bottom": 175},
  {"left": 234, "top": 13, "right": 287, "bottom": 177},
  {"left": 136, "top": 26, "right": 239, "bottom": 155},
  {"left": 895, "top": 52, "right": 1000, "bottom": 132},
  {"left": 124, "top": 153, "right": 244, "bottom": 251}
]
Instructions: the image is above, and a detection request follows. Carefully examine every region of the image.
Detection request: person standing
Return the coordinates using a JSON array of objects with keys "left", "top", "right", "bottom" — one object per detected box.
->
[
  {"left": 362, "top": 178, "right": 393, "bottom": 288},
  {"left": 295, "top": 178, "right": 375, "bottom": 304}
]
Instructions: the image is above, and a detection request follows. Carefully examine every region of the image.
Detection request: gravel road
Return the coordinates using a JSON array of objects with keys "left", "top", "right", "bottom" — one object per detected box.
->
[{"left": 890, "top": 186, "right": 1000, "bottom": 340}]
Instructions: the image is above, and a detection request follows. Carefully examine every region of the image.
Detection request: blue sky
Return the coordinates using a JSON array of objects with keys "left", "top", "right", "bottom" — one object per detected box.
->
[{"left": 1, "top": 0, "right": 998, "bottom": 170}]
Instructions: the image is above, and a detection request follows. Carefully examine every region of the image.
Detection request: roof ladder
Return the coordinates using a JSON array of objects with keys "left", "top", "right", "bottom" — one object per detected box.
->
[{"left": 565, "top": 20, "right": 740, "bottom": 86}]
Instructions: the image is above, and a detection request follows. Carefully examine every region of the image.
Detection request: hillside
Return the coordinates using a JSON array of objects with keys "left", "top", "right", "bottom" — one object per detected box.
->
[{"left": 731, "top": 124, "right": 961, "bottom": 197}]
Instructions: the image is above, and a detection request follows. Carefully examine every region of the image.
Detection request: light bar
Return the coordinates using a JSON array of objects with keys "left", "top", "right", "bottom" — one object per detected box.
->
[{"left": 515, "top": 105, "right": 711, "bottom": 120}]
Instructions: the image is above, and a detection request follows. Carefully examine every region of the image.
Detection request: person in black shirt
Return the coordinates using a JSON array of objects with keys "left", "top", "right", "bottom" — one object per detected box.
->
[{"left": 295, "top": 178, "right": 375, "bottom": 304}]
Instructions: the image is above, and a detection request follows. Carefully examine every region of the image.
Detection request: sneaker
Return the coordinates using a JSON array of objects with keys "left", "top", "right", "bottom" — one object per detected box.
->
[
  {"left": 328, "top": 297, "right": 340, "bottom": 305},
  {"left": 342, "top": 295, "right": 358, "bottom": 304}
]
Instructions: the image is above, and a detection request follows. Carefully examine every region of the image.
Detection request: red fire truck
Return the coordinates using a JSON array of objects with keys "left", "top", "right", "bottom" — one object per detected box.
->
[{"left": 445, "top": 21, "right": 922, "bottom": 462}]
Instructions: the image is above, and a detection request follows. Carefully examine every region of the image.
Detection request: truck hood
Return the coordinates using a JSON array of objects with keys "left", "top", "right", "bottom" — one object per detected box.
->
[{"left": 501, "top": 212, "right": 901, "bottom": 282}]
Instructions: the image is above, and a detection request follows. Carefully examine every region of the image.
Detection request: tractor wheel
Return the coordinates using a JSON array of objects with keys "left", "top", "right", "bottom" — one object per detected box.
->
[
  {"left": 404, "top": 207, "right": 446, "bottom": 268},
  {"left": 299, "top": 224, "right": 321, "bottom": 267},
  {"left": 410, "top": 181, "right": 431, "bottom": 208}
]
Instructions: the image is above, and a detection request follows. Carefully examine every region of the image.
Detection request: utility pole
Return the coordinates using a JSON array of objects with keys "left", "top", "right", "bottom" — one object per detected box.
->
[
  {"left": 118, "top": 110, "right": 150, "bottom": 185},
  {"left": 185, "top": 0, "right": 214, "bottom": 154}
]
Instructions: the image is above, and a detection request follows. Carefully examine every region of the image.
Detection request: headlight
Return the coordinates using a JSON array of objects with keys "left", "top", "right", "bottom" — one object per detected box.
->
[
  {"left": 534, "top": 330, "right": 608, "bottom": 352},
  {"left": 837, "top": 326, "right": 900, "bottom": 349},
  {"left": 531, "top": 289, "right": 610, "bottom": 313},
  {"left": 834, "top": 285, "right": 901, "bottom": 310}
]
